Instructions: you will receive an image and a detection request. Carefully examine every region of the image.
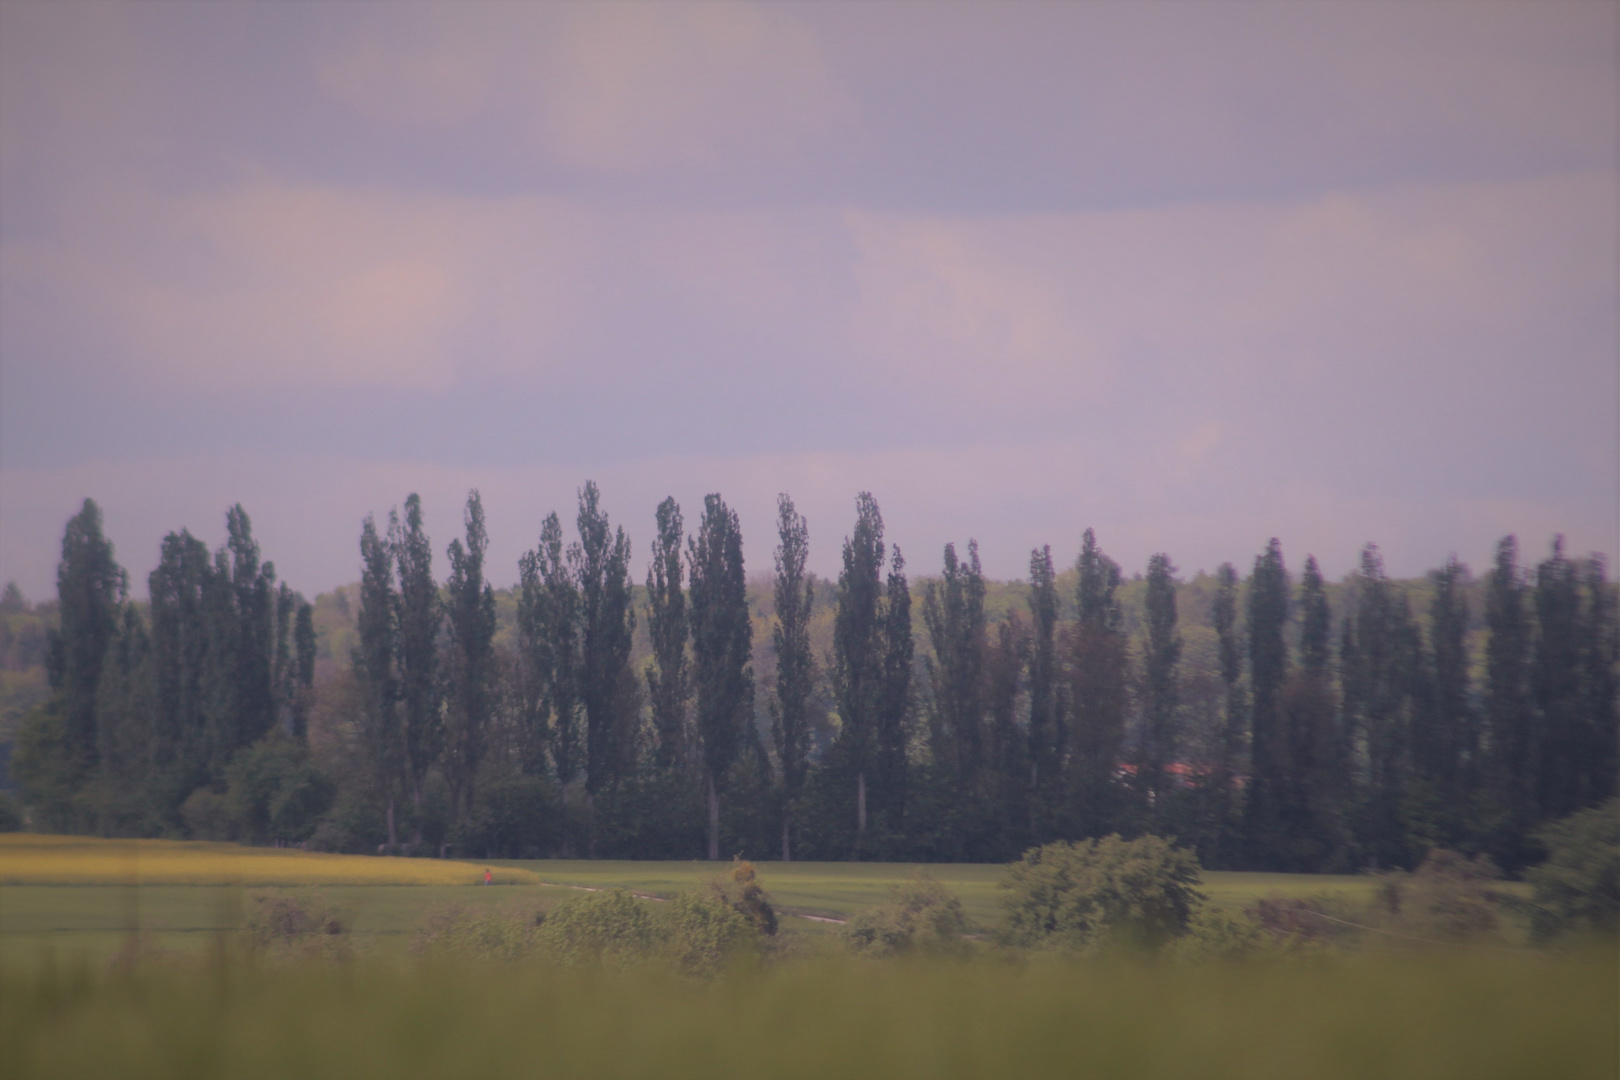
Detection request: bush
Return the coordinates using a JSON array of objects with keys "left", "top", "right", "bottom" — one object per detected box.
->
[
  {"left": 537, "top": 889, "right": 658, "bottom": 968},
  {"left": 842, "top": 871, "right": 970, "bottom": 959},
  {"left": 1372, "top": 849, "right": 1502, "bottom": 944},
  {"left": 661, "top": 891, "right": 758, "bottom": 977},
  {"left": 1523, "top": 798, "right": 1620, "bottom": 942},
  {"left": 413, "top": 903, "right": 547, "bottom": 963},
  {"left": 1166, "top": 906, "right": 1270, "bottom": 962},
  {"left": 708, "top": 859, "right": 778, "bottom": 936},
  {"left": 999, "top": 835, "right": 1205, "bottom": 953},
  {"left": 468, "top": 772, "right": 559, "bottom": 858},
  {"left": 180, "top": 788, "right": 233, "bottom": 841},
  {"left": 245, "top": 890, "right": 350, "bottom": 959},
  {"left": 224, "top": 735, "right": 334, "bottom": 845}
]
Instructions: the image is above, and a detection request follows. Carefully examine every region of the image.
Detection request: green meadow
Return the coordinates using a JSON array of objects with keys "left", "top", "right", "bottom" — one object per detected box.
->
[{"left": 0, "top": 836, "right": 1404, "bottom": 965}]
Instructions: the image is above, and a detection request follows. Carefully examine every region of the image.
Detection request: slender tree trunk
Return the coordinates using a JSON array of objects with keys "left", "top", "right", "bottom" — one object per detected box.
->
[
  {"left": 411, "top": 777, "right": 424, "bottom": 847},
  {"left": 856, "top": 770, "right": 867, "bottom": 840},
  {"left": 386, "top": 793, "right": 397, "bottom": 850},
  {"left": 586, "top": 791, "right": 597, "bottom": 859},
  {"left": 707, "top": 770, "right": 721, "bottom": 861},
  {"left": 781, "top": 812, "right": 791, "bottom": 862}
]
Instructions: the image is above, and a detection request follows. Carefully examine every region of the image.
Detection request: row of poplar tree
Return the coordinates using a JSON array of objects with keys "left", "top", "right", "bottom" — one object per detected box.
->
[
  {"left": 14, "top": 490, "right": 1616, "bottom": 872},
  {"left": 15, "top": 501, "right": 318, "bottom": 838}
]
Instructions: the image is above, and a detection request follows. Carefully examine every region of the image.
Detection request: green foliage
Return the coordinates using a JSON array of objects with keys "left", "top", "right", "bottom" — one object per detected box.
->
[
  {"left": 770, "top": 493, "right": 814, "bottom": 860},
  {"left": 467, "top": 771, "right": 558, "bottom": 858},
  {"left": 537, "top": 889, "right": 658, "bottom": 967},
  {"left": 842, "top": 870, "right": 970, "bottom": 959},
  {"left": 1000, "top": 835, "right": 1205, "bottom": 952},
  {"left": 689, "top": 492, "right": 754, "bottom": 861},
  {"left": 709, "top": 859, "right": 778, "bottom": 935},
  {"left": 245, "top": 889, "right": 350, "bottom": 959},
  {"left": 11, "top": 704, "right": 79, "bottom": 832},
  {"left": 223, "top": 735, "right": 334, "bottom": 845},
  {"left": 661, "top": 890, "right": 757, "bottom": 977},
  {"left": 1523, "top": 798, "right": 1620, "bottom": 941},
  {"left": 1371, "top": 848, "right": 1503, "bottom": 944},
  {"left": 412, "top": 902, "right": 547, "bottom": 963},
  {"left": 644, "top": 496, "right": 690, "bottom": 771}
]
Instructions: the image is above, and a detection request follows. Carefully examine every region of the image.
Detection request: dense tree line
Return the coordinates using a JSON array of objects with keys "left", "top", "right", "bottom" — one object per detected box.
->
[{"left": 9, "top": 491, "right": 1616, "bottom": 873}]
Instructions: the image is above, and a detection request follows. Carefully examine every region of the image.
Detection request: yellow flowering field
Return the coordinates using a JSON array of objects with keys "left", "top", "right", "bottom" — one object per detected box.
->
[{"left": 0, "top": 834, "right": 538, "bottom": 887}]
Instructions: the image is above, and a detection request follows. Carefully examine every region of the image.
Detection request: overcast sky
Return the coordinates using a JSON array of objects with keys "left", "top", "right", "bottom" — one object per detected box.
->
[{"left": 1, "top": 1, "right": 1614, "bottom": 600}]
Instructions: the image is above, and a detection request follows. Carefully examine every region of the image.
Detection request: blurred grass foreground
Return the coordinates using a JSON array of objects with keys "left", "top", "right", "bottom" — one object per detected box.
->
[{"left": 5, "top": 949, "right": 1614, "bottom": 1080}]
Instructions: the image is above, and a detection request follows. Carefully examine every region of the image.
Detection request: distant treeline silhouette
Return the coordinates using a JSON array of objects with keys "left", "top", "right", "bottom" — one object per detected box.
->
[{"left": 8, "top": 489, "right": 1615, "bottom": 872}]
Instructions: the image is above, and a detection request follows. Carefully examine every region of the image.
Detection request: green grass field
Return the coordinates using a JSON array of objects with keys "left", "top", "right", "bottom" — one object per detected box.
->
[{"left": 1, "top": 836, "right": 1410, "bottom": 964}]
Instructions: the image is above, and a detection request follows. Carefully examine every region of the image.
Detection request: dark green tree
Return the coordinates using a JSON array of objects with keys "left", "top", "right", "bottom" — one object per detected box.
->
[
  {"left": 1483, "top": 535, "right": 1536, "bottom": 868},
  {"left": 354, "top": 514, "right": 401, "bottom": 848},
  {"left": 222, "top": 505, "right": 276, "bottom": 754},
  {"left": 1068, "top": 529, "right": 1128, "bottom": 838},
  {"left": 1578, "top": 556, "right": 1618, "bottom": 806},
  {"left": 645, "top": 497, "right": 690, "bottom": 771},
  {"left": 444, "top": 490, "right": 498, "bottom": 832},
  {"left": 1341, "top": 544, "right": 1421, "bottom": 868},
  {"left": 877, "top": 546, "right": 913, "bottom": 828},
  {"left": 48, "top": 499, "right": 126, "bottom": 778},
  {"left": 1242, "top": 538, "right": 1290, "bottom": 866},
  {"left": 1207, "top": 562, "right": 1246, "bottom": 866},
  {"left": 394, "top": 494, "right": 442, "bottom": 839},
  {"left": 1412, "top": 556, "right": 1474, "bottom": 849},
  {"left": 834, "top": 493, "right": 886, "bottom": 846},
  {"left": 1027, "top": 545, "right": 1064, "bottom": 840},
  {"left": 1137, "top": 553, "right": 1181, "bottom": 827},
  {"left": 923, "top": 541, "right": 988, "bottom": 811},
  {"left": 689, "top": 493, "right": 753, "bottom": 861},
  {"left": 769, "top": 494, "right": 814, "bottom": 861},
  {"left": 1533, "top": 538, "right": 1588, "bottom": 821},
  {"left": 1280, "top": 554, "right": 1346, "bottom": 869},
  {"left": 570, "top": 482, "right": 636, "bottom": 846},
  {"left": 146, "top": 530, "right": 215, "bottom": 814}
]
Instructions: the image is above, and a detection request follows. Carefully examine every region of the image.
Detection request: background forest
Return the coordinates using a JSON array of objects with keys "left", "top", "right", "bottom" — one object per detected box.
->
[{"left": 3, "top": 488, "right": 1614, "bottom": 875}]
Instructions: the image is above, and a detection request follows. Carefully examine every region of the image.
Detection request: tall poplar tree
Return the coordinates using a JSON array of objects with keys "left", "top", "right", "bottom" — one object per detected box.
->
[
  {"left": 1341, "top": 544, "right": 1420, "bottom": 868},
  {"left": 1278, "top": 554, "right": 1342, "bottom": 870},
  {"left": 444, "top": 491, "right": 497, "bottom": 830},
  {"left": 147, "top": 530, "right": 215, "bottom": 811},
  {"left": 1138, "top": 553, "right": 1181, "bottom": 827},
  {"left": 394, "top": 494, "right": 441, "bottom": 836},
  {"left": 923, "top": 541, "right": 988, "bottom": 805},
  {"left": 1026, "top": 545, "right": 1062, "bottom": 838},
  {"left": 571, "top": 482, "right": 636, "bottom": 845},
  {"left": 354, "top": 514, "right": 401, "bottom": 847},
  {"left": 877, "top": 546, "right": 913, "bottom": 826},
  {"left": 833, "top": 493, "right": 885, "bottom": 844},
  {"left": 1242, "top": 538, "right": 1290, "bottom": 866},
  {"left": 223, "top": 505, "right": 276, "bottom": 754},
  {"left": 688, "top": 493, "right": 752, "bottom": 861},
  {"left": 645, "top": 497, "right": 689, "bottom": 771},
  {"left": 1530, "top": 538, "right": 1618, "bottom": 819},
  {"left": 1068, "top": 529, "right": 1127, "bottom": 837},
  {"left": 48, "top": 499, "right": 126, "bottom": 776},
  {"left": 769, "top": 494, "right": 814, "bottom": 861},
  {"left": 1416, "top": 556, "right": 1473, "bottom": 846},
  {"left": 1578, "top": 555, "right": 1618, "bottom": 805},
  {"left": 1484, "top": 535, "right": 1535, "bottom": 868},
  {"left": 1208, "top": 562, "right": 1246, "bottom": 865}
]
